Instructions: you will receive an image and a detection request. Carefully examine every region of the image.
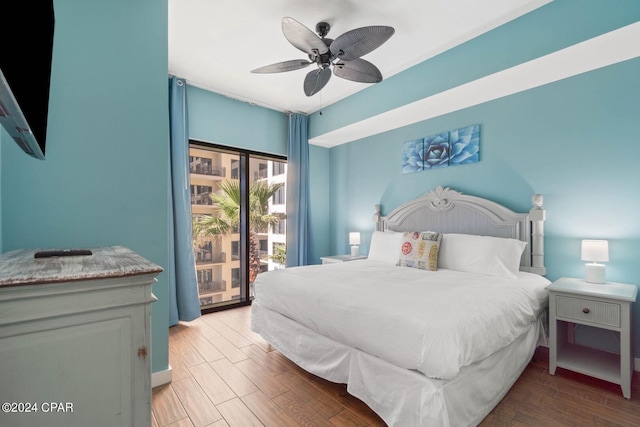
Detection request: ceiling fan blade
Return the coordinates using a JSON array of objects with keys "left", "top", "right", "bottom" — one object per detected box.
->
[
  {"left": 333, "top": 58, "right": 383, "bottom": 83},
  {"left": 303, "top": 68, "right": 331, "bottom": 97},
  {"left": 282, "top": 17, "right": 329, "bottom": 56},
  {"left": 330, "top": 26, "right": 395, "bottom": 61},
  {"left": 251, "top": 59, "right": 312, "bottom": 74}
]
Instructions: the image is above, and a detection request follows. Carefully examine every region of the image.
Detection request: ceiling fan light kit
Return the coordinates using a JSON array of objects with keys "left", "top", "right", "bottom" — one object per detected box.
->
[{"left": 251, "top": 17, "right": 394, "bottom": 97}]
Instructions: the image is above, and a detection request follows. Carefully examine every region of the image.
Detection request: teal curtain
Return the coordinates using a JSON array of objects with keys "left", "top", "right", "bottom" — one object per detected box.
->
[
  {"left": 168, "top": 76, "right": 200, "bottom": 325},
  {"left": 286, "top": 113, "right": 310, "bottom": 267}
]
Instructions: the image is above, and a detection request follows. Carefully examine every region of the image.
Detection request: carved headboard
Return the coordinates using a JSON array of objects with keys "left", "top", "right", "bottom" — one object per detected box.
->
[{"left": 373, "top": 186, "right": 546, "bottom": 275}]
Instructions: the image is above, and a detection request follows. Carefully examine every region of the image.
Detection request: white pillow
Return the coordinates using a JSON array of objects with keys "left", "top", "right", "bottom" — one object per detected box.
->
[
  {"left": 438, "top": 233, "right": 527, "bottom": 278},
  {"left": 368, "top": 231, "right": 403, "bottom": 264}
]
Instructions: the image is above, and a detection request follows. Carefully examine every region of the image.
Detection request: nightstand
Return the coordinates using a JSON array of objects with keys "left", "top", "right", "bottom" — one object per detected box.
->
[
  {"left": 547, "top": 277, "right": 637, "bottom": 398},
  {"left": 320, "top": 254, "right": 367, "bottom": 264}
]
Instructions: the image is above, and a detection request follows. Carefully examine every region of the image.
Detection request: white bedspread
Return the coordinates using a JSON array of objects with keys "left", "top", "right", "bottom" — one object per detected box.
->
[{"left": 254, "top": 260, "right": 549, "bottom": 380}]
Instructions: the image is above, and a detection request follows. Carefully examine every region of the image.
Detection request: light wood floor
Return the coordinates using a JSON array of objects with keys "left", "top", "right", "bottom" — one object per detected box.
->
[{"left": 152, "top": 306, "right": 640, "bottom": 426}]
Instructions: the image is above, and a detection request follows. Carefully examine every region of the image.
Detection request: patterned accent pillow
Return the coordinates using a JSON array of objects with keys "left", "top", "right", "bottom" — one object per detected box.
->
[{"left": 397, "top": 231, "right": 442, "bottom": 271}]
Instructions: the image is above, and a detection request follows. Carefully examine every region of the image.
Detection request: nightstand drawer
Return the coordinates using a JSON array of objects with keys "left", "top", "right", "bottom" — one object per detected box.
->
[{"left": 555, "top": 295, "right": 620, "bottom": 327}]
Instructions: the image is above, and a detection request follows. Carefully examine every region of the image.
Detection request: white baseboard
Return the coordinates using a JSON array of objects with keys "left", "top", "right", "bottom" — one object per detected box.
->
[{"left": 152, "top": 364, "right": 172, "bottom": 388}]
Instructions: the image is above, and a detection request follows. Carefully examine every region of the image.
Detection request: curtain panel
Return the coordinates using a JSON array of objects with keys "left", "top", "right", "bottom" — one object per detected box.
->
[
  {"left": 286, "top": 113, "right": 311, "bottom": 267},
  {"left": 168, "top": 76, "right": 201, "bottom": 325}
]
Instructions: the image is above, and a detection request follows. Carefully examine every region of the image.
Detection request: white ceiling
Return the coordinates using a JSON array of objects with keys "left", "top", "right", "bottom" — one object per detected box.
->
[{"left": 168, "top": 0, "right": 551, "bottom": 115}]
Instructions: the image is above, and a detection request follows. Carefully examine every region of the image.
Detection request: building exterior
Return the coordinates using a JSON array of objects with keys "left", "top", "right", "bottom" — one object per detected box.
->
[{"left": 189, "top": 146, "right": 286, "bottom": 309}]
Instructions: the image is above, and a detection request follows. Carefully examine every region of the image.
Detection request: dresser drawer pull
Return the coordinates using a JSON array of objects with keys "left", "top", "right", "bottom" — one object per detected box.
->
[{"left": 582, "top": 307, "right": 590, "bottom": 314}]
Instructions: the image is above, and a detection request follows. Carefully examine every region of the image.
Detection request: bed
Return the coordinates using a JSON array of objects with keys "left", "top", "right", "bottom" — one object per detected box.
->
[{"left": 251, "top": 186, "right": 549, "bottom": 426}]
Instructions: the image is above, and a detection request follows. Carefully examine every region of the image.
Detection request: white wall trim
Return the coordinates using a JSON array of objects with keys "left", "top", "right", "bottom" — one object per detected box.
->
[
  {"left": 310, "top": 21, "right": 640, "bottom": 148},
  {"left": 152, "top": 364, "right": 173, "bottom": 388}
]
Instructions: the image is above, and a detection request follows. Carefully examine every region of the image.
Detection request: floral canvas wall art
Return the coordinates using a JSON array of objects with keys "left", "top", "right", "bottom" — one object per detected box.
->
[
  {"left": 424, "top": 132, "right": 450, "bottom": 169},
  {"left": 401, "top": 124, "right": 480, "bottom": 173},
  {"left": 449, "top": 124, "right": 480, "bottom": 166},
  {"left": 401, "top": 138, "right": 425, "bottom": 174}
]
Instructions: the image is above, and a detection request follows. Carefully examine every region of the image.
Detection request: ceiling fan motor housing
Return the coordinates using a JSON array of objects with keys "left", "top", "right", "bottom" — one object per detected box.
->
[
  {"left": 310, "top": 22, "right": 334, "bottom": 68},
  {"left": 315, "top": 21, "right": 330, "bottom": 38}
]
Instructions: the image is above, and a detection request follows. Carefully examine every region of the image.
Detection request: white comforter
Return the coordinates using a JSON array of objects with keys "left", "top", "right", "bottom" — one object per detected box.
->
[{"left": 254, "top": 260, "right": 549, "bottom": 380}]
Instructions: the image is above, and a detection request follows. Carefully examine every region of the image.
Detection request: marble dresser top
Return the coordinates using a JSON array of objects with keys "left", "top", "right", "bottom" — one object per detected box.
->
[{"left": 0, "top": 245, "right": 163, "bottom": 288}]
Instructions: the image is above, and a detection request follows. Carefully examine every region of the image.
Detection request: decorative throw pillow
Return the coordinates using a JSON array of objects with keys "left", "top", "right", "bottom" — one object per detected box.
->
[{"left": 397, "top": 231, "right": 442, "bottom": 271}]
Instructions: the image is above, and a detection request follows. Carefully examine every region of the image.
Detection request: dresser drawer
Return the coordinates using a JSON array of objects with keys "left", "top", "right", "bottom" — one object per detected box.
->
[{"left": 555, "top": 295, "right": 620, "bottom": 327}]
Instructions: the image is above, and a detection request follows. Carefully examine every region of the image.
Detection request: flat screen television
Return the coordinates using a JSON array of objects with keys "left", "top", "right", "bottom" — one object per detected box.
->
[{"left": 0, "top": 1, "right": 55, "bottom": 160}]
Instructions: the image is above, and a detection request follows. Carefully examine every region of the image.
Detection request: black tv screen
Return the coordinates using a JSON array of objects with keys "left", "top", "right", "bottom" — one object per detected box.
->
[{"left": 0, "top": 1, "right": 54, "bottom": 159}]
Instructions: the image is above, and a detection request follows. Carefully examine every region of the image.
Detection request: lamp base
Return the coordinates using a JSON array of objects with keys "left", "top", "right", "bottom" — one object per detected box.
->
[
  {"left": 351, "top": 246, "right": 359, "bottom": 257},
  {"left": 585, "top": 263, "right": 605, "bottom": 284}
]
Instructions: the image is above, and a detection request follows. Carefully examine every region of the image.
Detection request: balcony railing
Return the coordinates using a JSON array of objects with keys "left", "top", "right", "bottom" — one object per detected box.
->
[
  {"left": 191, "top": 193, "right": 213, "bottom": 205},
  {"left": 195, "top": 252, "right": 226, "bottom": 264},
  {"left": 199, "top": 294, "right": 223, "bottom": 306},
  {"left": 195, "top": 253, "right": 212, "bottom": 264},
  {"left": 254, "top": 170, "right": 268, "bottom": 180},
  {"left": 190, "top": 165, "right": 226, "bottom": 177},
  {"left": 198, "top": 279, "right": 227, "bottom": 294}
]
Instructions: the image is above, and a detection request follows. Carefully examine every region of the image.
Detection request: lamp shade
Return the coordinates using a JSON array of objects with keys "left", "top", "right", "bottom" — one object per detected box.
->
[
  {"left": 349, "top": 232, "right": 361, "bottom": 246},
  {"left": 581, "top": 240, "right": 609, "bottom": 262}
]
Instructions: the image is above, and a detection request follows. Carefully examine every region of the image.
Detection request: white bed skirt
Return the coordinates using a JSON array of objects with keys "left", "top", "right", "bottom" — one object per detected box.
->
[{"left": 251, "top": 302, "right": 542, "bottom": 427}]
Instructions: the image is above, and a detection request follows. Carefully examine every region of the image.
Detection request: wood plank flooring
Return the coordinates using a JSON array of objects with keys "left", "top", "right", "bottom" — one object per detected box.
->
[{"left": 152, "top": 306, "right": 640, "bottom": 426}]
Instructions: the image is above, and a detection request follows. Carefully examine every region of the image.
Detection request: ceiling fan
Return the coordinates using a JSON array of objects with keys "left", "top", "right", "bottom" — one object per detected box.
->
[{"left": 251, "top": 17, "right": 395, "bottom": 97}]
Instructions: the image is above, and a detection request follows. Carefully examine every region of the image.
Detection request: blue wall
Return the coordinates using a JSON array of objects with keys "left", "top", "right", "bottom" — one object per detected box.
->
[
  {"left": 309, "top": 0, "right": 640, "bottom": 139},
  {"left": 184, "top": 1, "right": 640, "bottom": 355},
  {"left": 0, "top": 0, "right": 170, "bottom": 373},
  {"left": 0, "top": 138, "right": 2, "bottom": 254},
  {"left": 318, "top": 1, "right": 640, "bottom": 355},
  {"left": 188, "top": 86, "right": 288, "bottom": 156},
  {"left": 308, "top": 145, "right": 331, "bottom": 263},
  {"left": 2, "top": 0, "right": 638, "bottom": 374},
  {"left": 187, "top": 85, "right": 332, "bottom": 264},
  {"left": 327, "top": 58, "right": 640, "bottom": 269}
]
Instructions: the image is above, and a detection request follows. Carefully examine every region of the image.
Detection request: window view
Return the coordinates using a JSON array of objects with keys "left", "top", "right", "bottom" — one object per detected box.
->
[{"left": 189, "top": 144, "right": 286, "bottom": 312}]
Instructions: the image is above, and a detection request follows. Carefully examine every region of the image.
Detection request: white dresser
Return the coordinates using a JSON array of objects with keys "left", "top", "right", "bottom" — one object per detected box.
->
[{"left": 0, "top": 246, "right": 162, "bottom": 427}]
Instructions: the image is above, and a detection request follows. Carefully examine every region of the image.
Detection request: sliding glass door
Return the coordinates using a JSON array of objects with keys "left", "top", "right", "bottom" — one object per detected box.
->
[{"left": 189, "top": 141, "right": 286, "bottom": 313}]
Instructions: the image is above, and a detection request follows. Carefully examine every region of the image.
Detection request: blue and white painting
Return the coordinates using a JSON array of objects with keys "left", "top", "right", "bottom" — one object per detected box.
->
[
  {"left": 402, "top": 124, "right": 479, "bottom": 173},
  {"left": 449, "top": 124, "right": 480, "bottom": 166},
  {"left": 423, "top": 132, "right": 449, "bottom": 169},
  {"left": 401, "top": 139, "right": 424, "bottom": 174}
]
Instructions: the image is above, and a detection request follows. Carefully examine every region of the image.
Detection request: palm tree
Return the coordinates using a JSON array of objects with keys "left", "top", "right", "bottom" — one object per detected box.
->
[
  {"left": 193, "top": 179, "right": 285, "bottom": 283},
  {"left": 269, "top": 243, "right": 286, "bottom": 268}
]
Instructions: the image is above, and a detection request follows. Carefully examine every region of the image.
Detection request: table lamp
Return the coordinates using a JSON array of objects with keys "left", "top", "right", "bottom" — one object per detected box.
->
[
  {"left": 581, "top": 239, "right": 609, "bottom": 284},
  {"left": 349, "top": 232, "right": 361, "bottom": 257}
]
